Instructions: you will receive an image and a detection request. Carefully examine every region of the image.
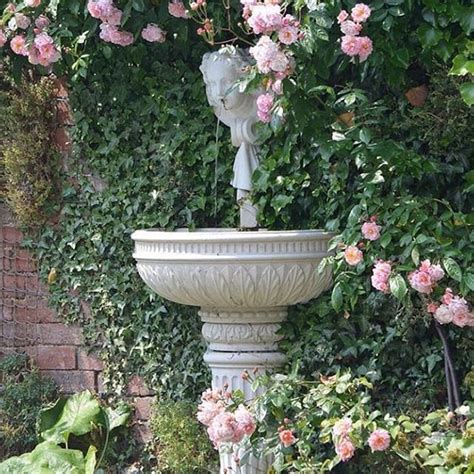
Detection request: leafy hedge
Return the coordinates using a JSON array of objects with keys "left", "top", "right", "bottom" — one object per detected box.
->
[{"left": 27, "top": 40, "right": 236, "bottom": 398}]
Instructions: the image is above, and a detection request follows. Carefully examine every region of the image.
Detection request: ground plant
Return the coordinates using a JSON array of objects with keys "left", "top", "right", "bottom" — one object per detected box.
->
[
  {"left": 0, "top": 354, "right": 59, "bottom": 460},
  {"left": 0, "top": 389, "right": 131, "bottom": 473}
]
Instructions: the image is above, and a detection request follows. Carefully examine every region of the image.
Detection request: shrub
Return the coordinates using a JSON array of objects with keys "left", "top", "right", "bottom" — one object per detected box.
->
[
  {"left": 0, "top": 75, "right": 60, "bottom": 228},
  {"left": 0, "top": 354, "right": 59, "bottom": 460},
  {"left": 150, "top": 399, "right": 218, "bottom": 473}
]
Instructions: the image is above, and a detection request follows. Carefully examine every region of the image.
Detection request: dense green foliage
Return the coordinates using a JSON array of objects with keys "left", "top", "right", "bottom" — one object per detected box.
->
[
  {"left": 0, "top": 75, "right": 60, "bottom": 227},
  {"left": 28, "top": 37, "right": 237, "bottom": 398},
  {"left": 150, "top": 399, "right": 218, "bottom": 472},
  {"left": 0, "top": 354, "right": 59, "bottom": 460}
]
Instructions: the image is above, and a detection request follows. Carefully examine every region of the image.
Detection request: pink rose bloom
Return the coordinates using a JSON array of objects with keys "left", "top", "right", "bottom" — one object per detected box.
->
[
  {"left": 35, "top": 15, "right": 50, "bottom": 30},
  {"left": 428, "top": 263, "right": 444, "bottom": 282},
  {"left": 6, "top": 3, "right": 16, "bottom": 13},
  {"left": 10, "top": 35, "right": 28, "bottom": 55},
  {"left": 208, "top": 412, "right": 244, "bottom": 447},
  {"left": 201, "top": 388, "right": 221, "bottom": 401},
  {"left": 344, "top": 245, "right": 363, "bottom": 266},
  {"left": 358, "top": 36, "right": 373, "bottom": 62},
  {"left": 450, "top": 296, "right": 471, "bottom": 327},
  {"left": 0, "top": 30, "right": 7, "bottom": 48},
  {"left": 256, "top": 93, "right": 274, "bottom": 123},
  {"left": 361, "top": 221, "right": 381, "bottom": 241},
  {"left": 281, "top": 14, "right": 298, "bottom": 28},
  {"left": 332, "top": 418, "right": 352, "bottom": 437},
  {"left": 247, "top": 4, "right": 282, "bottom": 35},
  {"left": 25, "top": 0, "right": 41, "bottom": 6},
  {"left": 234, "top": 405, "right": 256, "bottom": 436},
  {"left": 368, "top": 428, "right": 390, "bottom": 452},
  {"left": 168, "top": 0, "right": 189, "bottom": 19},
  {"left": 28, "top": 32, "right": 61, "bottom": 66},
  {"left": 434, "top": 304, "right": 453, "bottom": 324},
  {"left": 340, "top": 20, "right": 362, "bottom": 36},
  {"left": 442, "top": 288, "right": 454, "bottom": 305},
  {"left": 351, "top": 3, "right": 371, "bottom": 23},
  {"left": 279, "top": 429, "right": 297, "bottom": 447},
  {"left": 15, "top": 13, "right": 31, "bottom": 30},
  {"left": 99, "top": 24, "right": 134, "bottom": 46},
  {"left": 272, "top": 79, "right": 283, "bottom": 95},
  {"left": 278, "top": 26, "right": 299, "bottom": 45},
  {"left": 371, "top": 260, "right": 391, "bottom": 293},
  {"left": 409, "top": 269, "right": 433, "bottom": 294},
  {"left": 250, "top": 35, "right": 289, "bottom": 74},
  {"left": 341, "top": 35, "right": 360, "bottom": 57},
  {"left": 197, "top": 400, "right": 225, "bottom": 426},
  {"left": 88, "top": 0, "right": 122, "bottom": 25},
  {"left": 335, "top": 437, "right": 355, "bottom": 462},
  {"left": 337, "top": 10, "right": 349, "bottom": 24},
  {"left": 427, "top": 302, "right": 439, "bottom": 314},
  {"left": 141, "top": 23, "right": 166, "bottom": 43}
]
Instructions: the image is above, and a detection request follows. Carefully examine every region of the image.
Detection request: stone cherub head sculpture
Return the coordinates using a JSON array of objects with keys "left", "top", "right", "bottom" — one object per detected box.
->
[
  {"left": 200, "top": 47, "right": 259, "bottom": 147},
  {"left": 200, "top": 47, "right": 261, "bottom": 228}
]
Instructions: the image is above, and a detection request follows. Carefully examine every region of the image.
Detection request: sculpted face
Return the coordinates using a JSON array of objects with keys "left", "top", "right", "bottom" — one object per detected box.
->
[{"left": 201, "top": 54, "right": 248, "bottom": 116}]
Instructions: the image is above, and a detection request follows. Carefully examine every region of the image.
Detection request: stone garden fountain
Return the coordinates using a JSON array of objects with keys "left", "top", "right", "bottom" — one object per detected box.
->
[{"left": 132, "top": 48, "right": 332, "bottom": 473}]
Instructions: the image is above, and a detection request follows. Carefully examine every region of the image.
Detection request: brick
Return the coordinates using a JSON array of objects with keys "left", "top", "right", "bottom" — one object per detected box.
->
[
  {"left": 133, "top": 422, "right": 153, "bottom": 444},
  {"left": 1, "top": 303, "right": 14, "bottom": 321},
  {"left": 36, "top": 301, "right": 58, "bottom": 323},
  {"left": 3, "top": 227, "right": 23, "bottom": 244},
  {"left": 25, "top": 274, "right": 40, "bottom": 293},
  {"left": 3, "top": 274, "right": 16, "bottom": 290},
  {"left": 15, "top": 249, "right": 36, "bottom": 272},
  {"left": 41, "top": 370, "right": 96, "bottom": 393},
  {"left": 38, "top": 323, "right": 83, "bottom": 345},
  {"left": 35, "top": 345, "right": 77, "bottom": 370},
  {"left": 77, "top": 350, "right": 103, "bottom": 371},
  {"left": 127, "top": 375, "right": 154, "bottom": 397},
  {"left": 134, "top": 397, "right": 154, "bottom": 421}
]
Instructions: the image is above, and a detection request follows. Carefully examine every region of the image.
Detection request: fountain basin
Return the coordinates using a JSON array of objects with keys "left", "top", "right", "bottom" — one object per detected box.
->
[{"left": 132, "top": 228, "right": 332, "bottom": 309}]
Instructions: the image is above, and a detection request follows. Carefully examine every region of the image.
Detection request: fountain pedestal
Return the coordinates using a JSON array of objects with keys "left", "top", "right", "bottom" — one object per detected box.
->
[{"left": 132, "top": 228, "right": 332, "bottom": 472}]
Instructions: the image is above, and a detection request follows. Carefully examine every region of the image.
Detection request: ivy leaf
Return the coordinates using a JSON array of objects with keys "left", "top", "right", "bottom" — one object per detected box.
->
[
  {"left": 389, "top": 274, "right": 407, "bottom": 301},
  {"left": 443, "top": 257, "right": 462, "bottom": 282},
  {"left": 450, "top": 55, "right": 474, "bottom": 76},
  {"left": 331, "top": 283, "right": 343, "bottom": 312},
  {"left": 417, "top": 24, "right": 442, "bottom": 49},
  {"left": 459, "top": 82, "right": 474, "bottom": 106}
]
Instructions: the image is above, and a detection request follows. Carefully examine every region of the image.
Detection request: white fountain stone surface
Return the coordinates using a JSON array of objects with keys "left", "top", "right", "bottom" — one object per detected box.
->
[{"left": 132, "top": 228, "right": 332, "bottom": 399}]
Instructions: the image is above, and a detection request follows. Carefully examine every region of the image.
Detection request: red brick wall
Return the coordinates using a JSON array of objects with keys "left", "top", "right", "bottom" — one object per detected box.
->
[{"left": 0, "top": 79, "right": 154, "bottom": 441}]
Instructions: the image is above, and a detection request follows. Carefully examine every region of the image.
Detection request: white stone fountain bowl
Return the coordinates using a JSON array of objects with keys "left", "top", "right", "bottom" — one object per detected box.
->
[{"left": 132, "top": 229, "right": 333, "bottom": 309}]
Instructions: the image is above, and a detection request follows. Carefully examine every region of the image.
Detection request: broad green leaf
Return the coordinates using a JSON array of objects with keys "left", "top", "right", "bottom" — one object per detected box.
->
[
  {"left": 331, "top": 283, "right": 343, "bottom": 312},
  {"left": 84, "top": 446, "right": 97, "bottom": 474},
  {"left": 418, "top": 24, "right": 442, "bottom": 49},
  {"left": 465, "top": 273, "right": 474, "bottom": 291},
  {"left": 389, "top": 274, "right": 407, "bottom": 301},
  {"left": 450, "top": 55, "right": 474, "bottom": 76},
  {"left": 443, "top": 257, "right": 462, "bottom": 282},
  {"left": 459, "top": 82, "right": 474, "bottom": 106},
  {"left": 41, "top": 391, "right": 101, "bottom": 444},
  {"left": 100, "top": 404, "right": 132, "bottom": 432}
]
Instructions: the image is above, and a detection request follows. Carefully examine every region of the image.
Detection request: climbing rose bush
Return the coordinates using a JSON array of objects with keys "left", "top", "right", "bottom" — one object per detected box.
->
[{"left": 198, "top": 372, "right": 474, "bottom": 472}]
